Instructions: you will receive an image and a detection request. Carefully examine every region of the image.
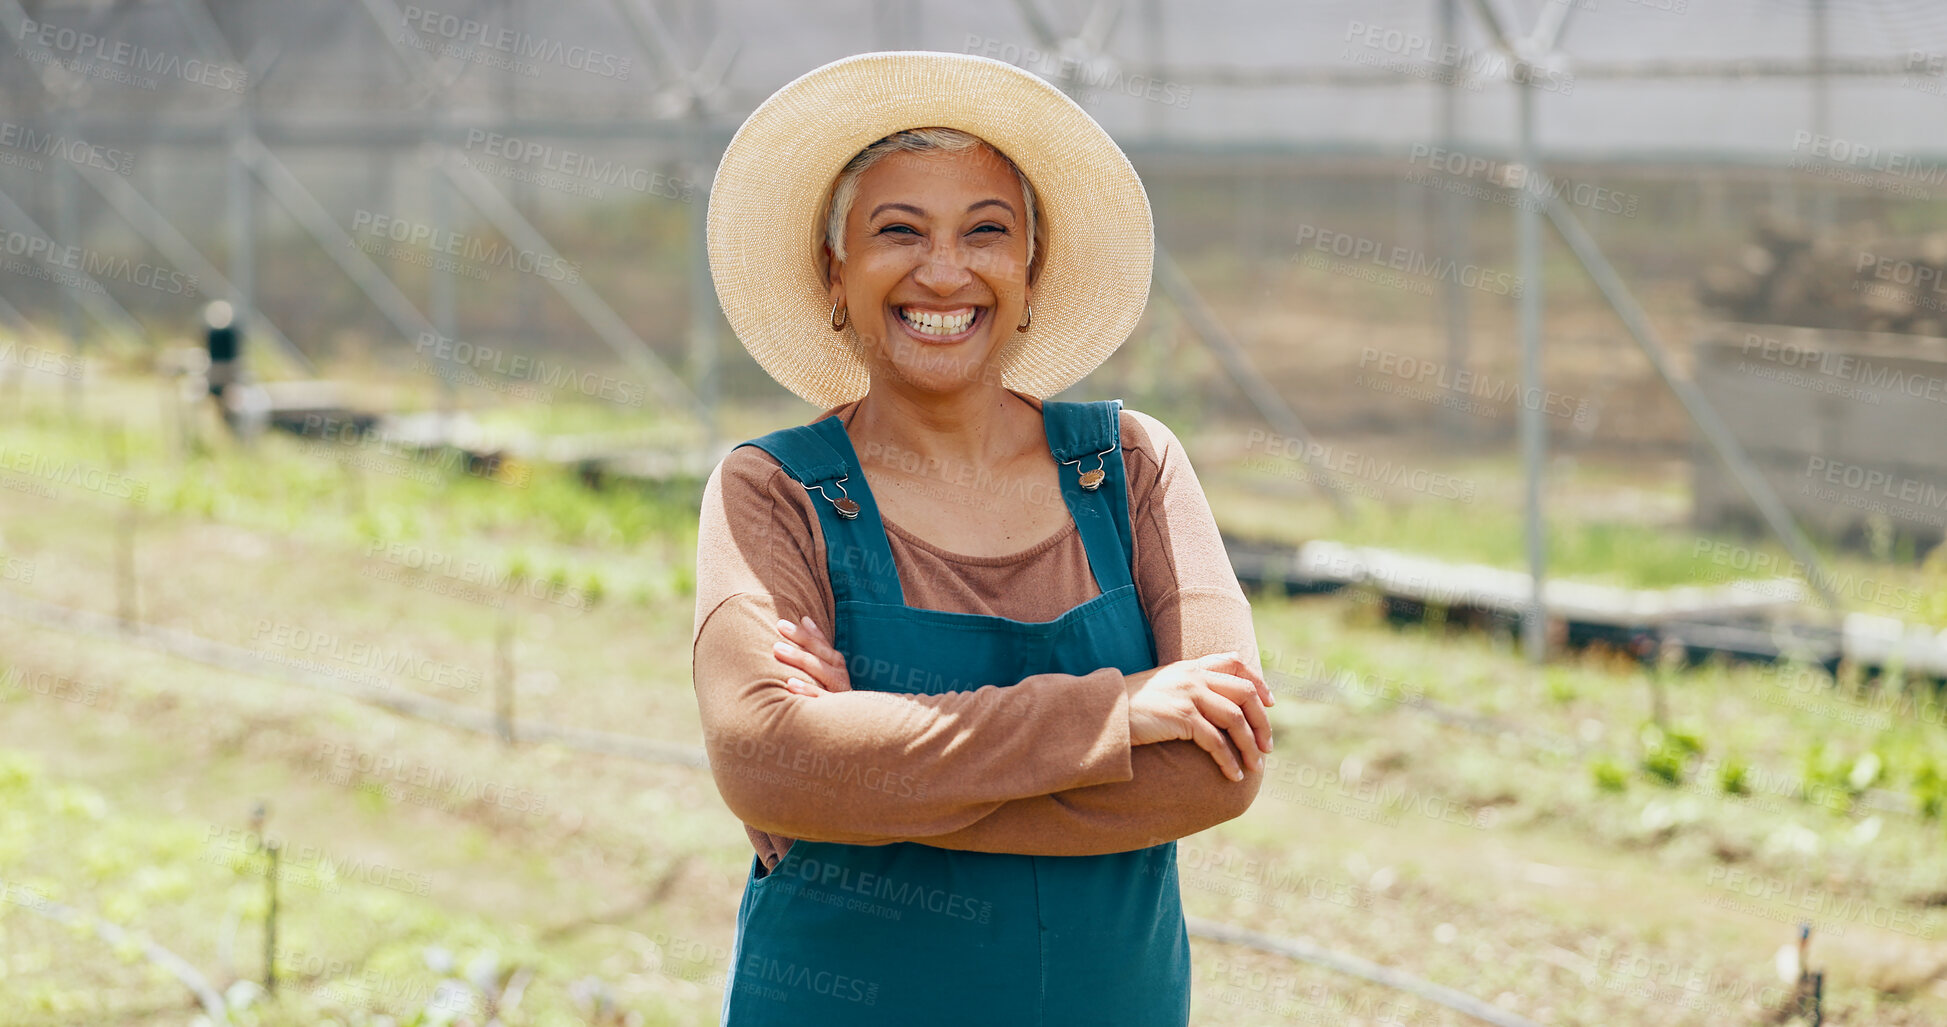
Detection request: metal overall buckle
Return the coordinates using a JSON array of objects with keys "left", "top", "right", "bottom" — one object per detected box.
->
[
  {"left": 805, "top": 476, "right": 861, "bottom": 519},
  {"left": 1061, "top": 447, "right": 1113, "bottom": 491}
]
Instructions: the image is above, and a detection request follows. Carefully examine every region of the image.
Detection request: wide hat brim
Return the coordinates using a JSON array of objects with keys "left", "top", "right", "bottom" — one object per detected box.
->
[{"left": 706, "top": 51, "right": 1154, "bottom": 411}]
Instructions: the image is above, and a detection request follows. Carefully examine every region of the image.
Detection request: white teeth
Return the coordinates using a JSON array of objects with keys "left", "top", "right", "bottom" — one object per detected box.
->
[{"left": 899, "top": 307, "right": 977, "bottom": 336}]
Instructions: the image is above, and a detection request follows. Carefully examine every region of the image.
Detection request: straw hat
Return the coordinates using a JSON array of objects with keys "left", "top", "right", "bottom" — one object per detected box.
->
[{"left": 706, "top": 51, "right": 1154, "bottom": 410}]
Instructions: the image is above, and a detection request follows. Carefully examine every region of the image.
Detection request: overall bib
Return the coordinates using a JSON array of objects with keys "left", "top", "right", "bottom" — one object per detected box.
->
[{"left": 719, "top": 399, "right": 1190, "bottom": 1027}]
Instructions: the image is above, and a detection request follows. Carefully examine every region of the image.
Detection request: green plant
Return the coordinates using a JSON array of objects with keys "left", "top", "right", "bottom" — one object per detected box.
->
[
  {"left": 1545, "top": 669, "right": 1578, "bottom": 706},
  {"left": 1802, "top": 740, "right": 1854, "bottom": 793},
  {"left": 1718, "top": 757, "right": 1749, "bottom": 796},
  {"left": 1914, "top": 762, "right": 1947, "bottom": 819},
  {"left": 1639, "top": 723, "right": 1704, "bottom": 787}
]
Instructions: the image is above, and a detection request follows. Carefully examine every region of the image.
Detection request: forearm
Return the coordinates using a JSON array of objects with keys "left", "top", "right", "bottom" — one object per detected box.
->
[
  {"left": 696, "top": 592, "right": 1136, "bottom": 842},
  {"left": 911, "top": 581, "right": 1270, "bottom": 855},
  {"left": 890, "top": 737, "right": 1263, "bottom": 855},
  {"left": 906, "top": 611, "right": 1270, "bottom": 855}
]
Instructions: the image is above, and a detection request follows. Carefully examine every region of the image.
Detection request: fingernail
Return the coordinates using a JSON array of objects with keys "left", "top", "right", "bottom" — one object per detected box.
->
[
  {"left": 777, "top": 619, "right": 795, "bottom": 633},
  {"left": 773, "top": 640, "right": 794, "bottom": 653}
]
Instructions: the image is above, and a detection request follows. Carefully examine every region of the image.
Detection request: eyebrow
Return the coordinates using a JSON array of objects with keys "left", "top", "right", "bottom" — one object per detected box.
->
[{"left": 868, "top": 199, "right": 1017, "bottom": 219}]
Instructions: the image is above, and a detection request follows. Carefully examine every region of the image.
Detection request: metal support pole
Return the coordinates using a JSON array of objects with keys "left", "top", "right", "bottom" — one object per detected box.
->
[
  {"left": 687, "top": 159, "right": 720, "bottom": 447},
  {"left": 1439, "top": 0, "right": 1473, "bottom": 441},
  {"left": 1515, "top": 81, "right": 1547, "bottom": 664},
  {"left": 54, "top": 141, "right": 85, "bottom": 417},
  {"left": 428, "top": 145, "right": 457, "bottom": 420},
  {"left": 109, "top": 419, "right": 137, "bottom": 629},
  {"left": 262, "top": 840, "right": 279, "bottom": 995},
  {"left": 1141, "top": 0, "right": 1165, "bottom": 138},
  {"left": 1809, "top": 0, "right": 1833, "bottom": 231},
  {"left": 227, "top": 90, "right": 257, "bottom": 369},
  {"left": 493, "top": 616, "right": 515, "bottom": 745}
]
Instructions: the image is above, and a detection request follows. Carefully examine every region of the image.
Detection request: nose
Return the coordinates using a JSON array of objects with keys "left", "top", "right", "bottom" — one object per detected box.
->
[{"left": 913, "top": 238, "right": 973, "bottom": 295}]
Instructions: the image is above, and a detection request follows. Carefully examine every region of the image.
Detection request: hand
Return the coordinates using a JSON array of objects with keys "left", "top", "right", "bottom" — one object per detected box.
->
[
  {"left": 1123, "top": 652, "right": 1273, "bottom": 782},
  {"left": 773, "top": 616, "right": 851, "bottom": 697}
]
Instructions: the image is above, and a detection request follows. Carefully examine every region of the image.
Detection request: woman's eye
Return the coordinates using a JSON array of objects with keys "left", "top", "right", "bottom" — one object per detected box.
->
[
  {"left": 971, "top": 224, "right": 1007, "bottom": 235},
  {"left": 878, "top": 224, "right": 920, "bottom": 236}
]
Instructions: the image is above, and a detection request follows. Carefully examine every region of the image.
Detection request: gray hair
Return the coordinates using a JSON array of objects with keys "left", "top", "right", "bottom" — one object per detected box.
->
[{"left": 823, "top": 127, "right": 1040, "bottom": 273}]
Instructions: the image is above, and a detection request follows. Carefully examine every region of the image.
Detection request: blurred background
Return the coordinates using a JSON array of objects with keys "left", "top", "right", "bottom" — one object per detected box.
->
[{"left": 2, "top": 0, "right": 1945, "bottom": 1024}]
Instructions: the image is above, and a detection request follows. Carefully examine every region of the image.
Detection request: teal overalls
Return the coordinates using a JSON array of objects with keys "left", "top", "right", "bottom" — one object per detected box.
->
[{"left": 720, "top": 398, "right": 1190, "bottom": 1026}]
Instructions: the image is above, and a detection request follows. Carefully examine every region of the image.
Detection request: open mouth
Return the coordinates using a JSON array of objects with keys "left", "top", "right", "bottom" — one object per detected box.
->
[{"left": 894, "top": 305, "right": 985, "bottom": 342}]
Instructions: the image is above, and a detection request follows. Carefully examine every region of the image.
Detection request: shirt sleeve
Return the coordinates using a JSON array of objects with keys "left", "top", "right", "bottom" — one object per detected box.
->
[
  {"left": 691, "top": 443, "right": 1137, "bottom": 845},
  {"left": 905, "top": 408, "right": 1265, "bottom": 855}
]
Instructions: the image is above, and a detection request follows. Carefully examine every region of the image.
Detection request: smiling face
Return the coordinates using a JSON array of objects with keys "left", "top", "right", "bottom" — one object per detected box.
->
[{"left": 826, "top": 144, "right": 1036, "bottom": 400}]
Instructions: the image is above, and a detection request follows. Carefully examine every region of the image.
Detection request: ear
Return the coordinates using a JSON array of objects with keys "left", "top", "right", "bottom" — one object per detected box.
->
[{"left": 822, "top": 241, "right": 844, "bottom": 297}]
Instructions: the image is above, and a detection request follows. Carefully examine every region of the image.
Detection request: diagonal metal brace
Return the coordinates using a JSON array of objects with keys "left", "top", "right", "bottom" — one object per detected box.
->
[
  {"left": 1538, "top": 193, "right": 1842, "bottom": 609},
  {"left": 1154, "top": 250, "right": 1356, "bottom": 517}
]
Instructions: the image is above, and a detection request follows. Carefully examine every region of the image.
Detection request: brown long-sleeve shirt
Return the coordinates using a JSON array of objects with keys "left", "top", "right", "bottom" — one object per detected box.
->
[{"left": 691, "top": 396, "right": 1263, "bottom": 871}]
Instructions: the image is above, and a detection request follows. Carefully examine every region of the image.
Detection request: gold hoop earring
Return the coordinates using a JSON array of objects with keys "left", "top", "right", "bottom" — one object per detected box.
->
[
  {"left": 830, "top": 302, "right": 848, "bottom": 331},
  {"left": 1016, "top": 303, "right": 1032, "bottom": 333}
]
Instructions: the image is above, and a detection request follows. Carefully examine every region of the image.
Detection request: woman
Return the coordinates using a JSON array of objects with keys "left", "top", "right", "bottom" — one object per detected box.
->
[{"left": 692, "top": 52, "right": 1271, "bottom": 1026}]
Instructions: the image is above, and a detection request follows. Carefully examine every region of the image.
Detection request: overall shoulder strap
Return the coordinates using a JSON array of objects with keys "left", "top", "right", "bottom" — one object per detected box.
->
[
  {"left": 739, "top": 420, "right": 851, "bottom": 484},
  {"left": 1041, "top": 398, "right": 1137, "bottom": 593},
  {"left": 734, "top": 416, "right": 906, "bottom": 607},
  {"left": 1043, "top": 397, "right": 1122, "bottom": 464}
]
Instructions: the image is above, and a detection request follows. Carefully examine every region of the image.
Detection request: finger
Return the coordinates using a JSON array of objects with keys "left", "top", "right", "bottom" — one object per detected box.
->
[
  {"left": 780, "top": 616, "right": 833, "bottom": 645},
  {"left": 1189, "top": 716, "right": 1245, "bottom": 782},
  {"left": 1201, "top": 671, "right": 1263, "bottom": 705},
  {"left": 1198, "top": 651, "right": 1249, "bottom": 680},
  {"left": 1196, "top": 691, "right": 1261, "bottom": 773},
  {"left": 1199, "top": 683, "right": 1271, "bottom": 756},
  {"left": 1200, "top": 672, "right": 1273, "bottom": 753},
  {"left": 798, "top": 646, "right": 851, "bottom": 692},
  {"left": 783, "top": 677, "right": 824, "bottom": 696},
  {"left": 1206, "top": 650, "right": 1272, "bottom": 706},
  {"left": 795, "top": 623, "right": 847, "bottom": 668},
  {"left": 1244, "top": 693, "right": 1272, "bottom": 753},
  {"left": 773, "top": 641, "right": 837, "bottom": 686},
  {"left": 792, "top": 634, "right": 851, "bottom": 690},
  {"left": 782, "top": 618, "right": 845, "bottom": 672}
]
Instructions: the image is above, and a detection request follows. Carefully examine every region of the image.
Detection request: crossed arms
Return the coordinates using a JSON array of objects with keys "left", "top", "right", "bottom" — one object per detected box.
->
[{"left": 689, "top": 410, "right": 1268, "bottom": 859}]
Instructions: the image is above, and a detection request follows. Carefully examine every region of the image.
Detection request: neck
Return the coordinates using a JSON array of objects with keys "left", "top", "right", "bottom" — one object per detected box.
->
[{"left": 844, "top": 382, "right": 1039, "bottom": 471}]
